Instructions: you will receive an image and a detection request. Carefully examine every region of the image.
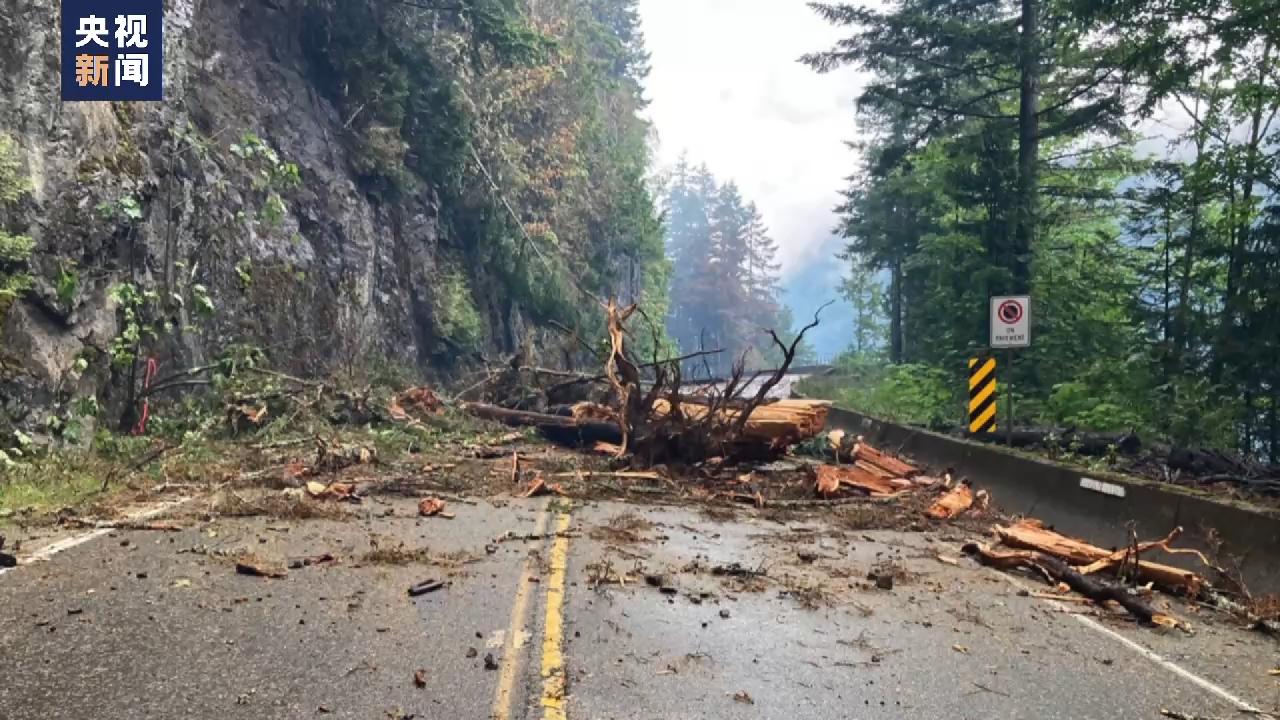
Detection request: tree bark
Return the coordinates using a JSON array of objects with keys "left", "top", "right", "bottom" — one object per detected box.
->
[
  {"left": 1162, "top": 203, "right": 1174, "bottom": 377},
  {"left": 963, "top": 544, "right": 1161, "bottom": 624},
  {"left": 1014, "top": 0, "right": 1040, "bottom": 293},
  {"left": 890, "top": 254, "right": 904, "bottom": 364},
  {"left": 461, "top": 403, "right": 624, "bottom": 446},
  {"left": 1270, "top": 385, "right": 1279, "bottom": 466}
]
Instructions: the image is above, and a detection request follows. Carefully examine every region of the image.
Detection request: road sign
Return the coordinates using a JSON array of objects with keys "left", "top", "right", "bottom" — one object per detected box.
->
[
  {"left": 968, "top": 357, "right": 997, "bottom": 433},
  {"left": 990, "top": 295, "right": 1030, "bottom": 348}
]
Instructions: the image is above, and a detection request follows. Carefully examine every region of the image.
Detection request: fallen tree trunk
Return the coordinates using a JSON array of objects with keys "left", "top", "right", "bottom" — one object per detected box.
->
[
  {"left": 1163, "top": 444, "right": 1276, "bottom": 477},
  {"left": 994, "top": 520, "right": 1206, "bottom": 596},
  {"left": 994, "top": 519, "right": 1110, "bottom": 565},
  {"left": 461, "top": 403, "right": 623, "bottom": 447},
  {"left": 963, "top": 543, "right": 1165, "bottom": 625},
  {"left": 651, "top": 398, "right": 831, "bottom": 448}
]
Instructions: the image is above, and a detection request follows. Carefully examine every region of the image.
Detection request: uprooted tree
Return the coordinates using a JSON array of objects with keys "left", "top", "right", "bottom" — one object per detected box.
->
[{"left": 463, "top": 298, "right": 832, "bottom": 465}]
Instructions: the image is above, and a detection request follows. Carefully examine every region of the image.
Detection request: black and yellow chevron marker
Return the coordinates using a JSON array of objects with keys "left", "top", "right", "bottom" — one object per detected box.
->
[{"left": 968, "top": 357, "right": 997, "bottom": 434}]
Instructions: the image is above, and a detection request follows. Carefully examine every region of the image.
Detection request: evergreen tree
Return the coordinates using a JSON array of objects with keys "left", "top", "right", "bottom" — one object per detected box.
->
[
  {"left": 664, "top": 164, "right": 794, "bottom": 374},
  {"left": 840, "top": 265, "right": 886, "bottom": 356},
  {"left": 807, "top": 0, "right": 1280, "bottom": 456}
]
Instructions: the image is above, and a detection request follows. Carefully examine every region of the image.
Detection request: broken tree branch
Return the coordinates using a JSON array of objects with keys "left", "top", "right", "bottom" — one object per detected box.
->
[
  {"left": 962, "top": 543, "right": 1165, "bottom": 625},
  {"left": 729, "top": 300, "right": 832, "bottom": 439}
]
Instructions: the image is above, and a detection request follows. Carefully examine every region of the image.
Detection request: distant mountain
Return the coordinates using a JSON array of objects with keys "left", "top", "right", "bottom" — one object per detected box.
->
[{"left": 781, "top": 237, "right": 854, "bottom": 361}]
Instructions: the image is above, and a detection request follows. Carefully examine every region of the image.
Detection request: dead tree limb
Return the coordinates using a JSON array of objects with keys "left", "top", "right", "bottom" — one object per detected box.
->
[
  {"left": 729, "top": 300, "right": 832, "bottom": 438},
  {"left": 543, "top": 349, "right": 725, "bottom": 392},
  {"left": 602, "top": 298, "right": 643, "bottom": 457},
  {"left": 963, "top": 543, "right": 1162, "bottom": 624}
]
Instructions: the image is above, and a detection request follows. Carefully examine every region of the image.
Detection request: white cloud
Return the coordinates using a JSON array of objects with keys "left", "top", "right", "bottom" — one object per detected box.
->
[{"left": 638, "top": 0, "right": 866, "bottom": 276}]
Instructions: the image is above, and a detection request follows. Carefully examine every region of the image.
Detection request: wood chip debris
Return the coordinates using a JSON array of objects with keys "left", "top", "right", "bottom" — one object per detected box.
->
[
  {"left": 305, "top": 480, "right": 358, "bottom": 502},
  {"left": 925, "top": 483, "right": 974, "bottom": 519},
  {"left": 417, "top": 497, "right": 454, "bottom": 518},
  {"left": 407, "top": 579, "right": 446, "bottom": 597},
  {"left": 523, "top": 475, "right": 566, "bottom": 498},
  {"left": 235, "top": 553, "right": 288, "bottom": 579}
]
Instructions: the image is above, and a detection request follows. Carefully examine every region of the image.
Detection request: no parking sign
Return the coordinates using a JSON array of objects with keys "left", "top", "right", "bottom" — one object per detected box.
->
[{"left": 990, "top": 295, "right": 1030, "bottom": 348}]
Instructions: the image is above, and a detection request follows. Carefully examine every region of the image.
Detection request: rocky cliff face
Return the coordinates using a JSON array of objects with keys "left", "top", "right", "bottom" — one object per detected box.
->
[{"left": 0, "top": 0, "right": 549, "bottom": 438}]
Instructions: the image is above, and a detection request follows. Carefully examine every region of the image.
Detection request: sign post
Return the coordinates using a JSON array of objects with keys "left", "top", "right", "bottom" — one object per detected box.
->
[{"left": 989, "top": 296, "right": 1030, "bottom": 445}]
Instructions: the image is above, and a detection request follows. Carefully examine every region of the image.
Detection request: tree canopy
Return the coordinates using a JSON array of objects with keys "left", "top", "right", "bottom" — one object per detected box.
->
[{"left": 808, "top": 0, "right": 1280, "bottom": 458}]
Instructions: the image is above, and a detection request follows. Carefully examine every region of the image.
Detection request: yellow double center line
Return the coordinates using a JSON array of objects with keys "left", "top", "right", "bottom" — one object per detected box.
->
[
  {"left": 540, "top": 512, "right": 573, "bottom": 720},
  {"left": 490, "top": 506, "right": 573, "bottom": 720}
]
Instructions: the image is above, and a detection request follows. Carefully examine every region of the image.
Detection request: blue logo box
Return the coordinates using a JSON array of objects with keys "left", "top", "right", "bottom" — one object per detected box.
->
[{"left": 61, "top": 0, "right": 164, "bottom": 101}]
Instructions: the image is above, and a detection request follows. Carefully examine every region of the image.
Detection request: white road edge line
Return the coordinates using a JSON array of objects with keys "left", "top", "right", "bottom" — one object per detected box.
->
[
  {"left": 990, "top": 569, "right": 1273, "bottom": 717},
  {"left": 0, "top": 496, "right": 193, "bottom": 578}
]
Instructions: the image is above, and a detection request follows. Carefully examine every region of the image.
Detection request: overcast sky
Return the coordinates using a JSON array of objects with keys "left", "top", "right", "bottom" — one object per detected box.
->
[{"left": 638, "top": 0, "right": 866, "bottom": 278}]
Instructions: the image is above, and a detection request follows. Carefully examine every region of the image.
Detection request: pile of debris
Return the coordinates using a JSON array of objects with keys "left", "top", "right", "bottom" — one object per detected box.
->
[
  {"left": 963, "top": 519, "right": 1246, "bottom": 630},
  {"left": 463, "top": 397, "right": 833, "bottom": 460},
  {"left": 382, "top": 298, "right": 1271, "bottom": 633},
  {"left": 815, "top": 430, "right": 987, "bottom": 521},
  {"left": 455, "top": 297, "right": 835, "bottom": 466}
]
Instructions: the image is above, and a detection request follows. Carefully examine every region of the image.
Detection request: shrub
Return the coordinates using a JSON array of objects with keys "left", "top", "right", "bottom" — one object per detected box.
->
[{"left": 436, "top": 271, "right": 483, "bottom": 348}]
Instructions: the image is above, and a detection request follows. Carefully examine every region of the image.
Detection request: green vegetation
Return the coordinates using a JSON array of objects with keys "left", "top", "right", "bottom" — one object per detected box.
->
[
  {"left": 800, "top": 356, "right": 958, "bottom": 429},
  {"left": 0, "top": 133, "right": 32, "bottom": 321},
  {"left": 805, "top": 0, "right": 1280, "bottom": 456},
  {"left": 0, "top": 460, "right": 108, "bottom": 519},
  {"left": 301, "top": 0, "right": 666, "bottom": 344},
  {"left": 0, "top": 360, "right": 509, "bottom": 521},
  {"left": 3, "top": 0, "right": 669, "bottom": 512},
  {"left": 435, "top": 271, "right": 484, "bottom": 348},
  {"left": 228, "top": 131, "right": 301, "bottom": 230}
]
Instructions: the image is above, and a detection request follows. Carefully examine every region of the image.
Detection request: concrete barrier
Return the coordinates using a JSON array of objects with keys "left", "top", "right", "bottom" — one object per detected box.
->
[{"left": 827, "top": 407, "right": 1280, "bottom": 594}]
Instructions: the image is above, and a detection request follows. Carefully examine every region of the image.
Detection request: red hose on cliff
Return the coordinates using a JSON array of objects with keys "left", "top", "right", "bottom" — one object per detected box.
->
[{"left": 132, "top": 357, "right": 157, "bottom": 436}]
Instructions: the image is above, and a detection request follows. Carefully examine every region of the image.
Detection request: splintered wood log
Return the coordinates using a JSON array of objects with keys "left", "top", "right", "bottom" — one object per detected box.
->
[
  {"left": 853, "top": 441, "right": 919, "bottom": 478},
  {"left": 994, "top": 520, "right": 1206, "bottom": 596},
  {"left": 925, "top": 483, "right": 974, "bottom": 519},
  {"left": 570, "top": 402, "right": 615, "bottom": 422},
  {"left": 827, "top": 430, "right": 848, "bottom": 461},
  {"left": 814, "top": 464, "right": 902, "bottom": 498},
  {"left": 461, "top": 403, "right": 623, "bottom": 447},
  {"left": 650, "top": 398, "right": 831, "bottom": 447},
  {"left": 602, "top": 298, "right": 642, "bottom": 457},
  {"left": 815, "top": 467, "right": 842, "bottom": 498},
  {"left": 963, "top": 543, "right": 1166, "bottom": 625},
  {"left": 995, "top": 519, "right": 1106, "bottom": 565},
  {"left": 855, "top": 460, "right": 895, "bottom": 478}
]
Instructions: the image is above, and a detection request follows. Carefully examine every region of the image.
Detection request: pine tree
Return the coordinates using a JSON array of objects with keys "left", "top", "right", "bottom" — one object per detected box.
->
[
  {"left": 664, "top": 165, "right": 792, "bottom": 374},
  {"left": 840, "top": 265, "right": 886, "bottom": 356},
  {"left": 744, "top": 202, "right": 781, "bottom": 312}
]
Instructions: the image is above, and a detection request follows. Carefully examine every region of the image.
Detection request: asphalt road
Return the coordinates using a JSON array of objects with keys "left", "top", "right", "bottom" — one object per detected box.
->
[{"left": 2, "top": 494, "right": 1277, "bottom": 719}]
